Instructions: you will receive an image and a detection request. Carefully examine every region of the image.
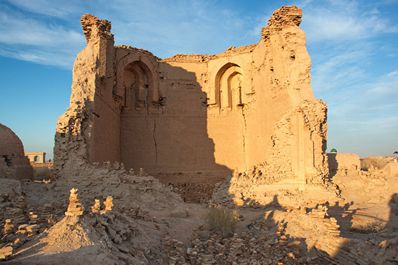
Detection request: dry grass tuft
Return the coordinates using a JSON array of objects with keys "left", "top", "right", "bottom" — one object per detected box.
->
[{"left": 206, "top": 207, "right": 239, "bottom": 237}]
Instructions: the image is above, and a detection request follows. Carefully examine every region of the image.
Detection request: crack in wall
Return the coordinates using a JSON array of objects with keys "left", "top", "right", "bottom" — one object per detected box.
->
[
  {"left": 241, "top": 107, "right": 247, "bottom": 169},
  {"left": 153, "top": 118, "right": 158, "bottom": 164}
]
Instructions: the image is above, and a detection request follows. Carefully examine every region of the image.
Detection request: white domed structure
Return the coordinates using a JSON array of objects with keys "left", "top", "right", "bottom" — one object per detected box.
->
[{"left": 0, "top": 123, "right": 33, "bottom": 179}]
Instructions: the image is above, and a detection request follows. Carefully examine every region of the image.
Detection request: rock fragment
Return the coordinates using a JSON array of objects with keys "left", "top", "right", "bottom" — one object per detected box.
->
[{"left": 65, "top": 188, "right": 84, "bottom": 217}]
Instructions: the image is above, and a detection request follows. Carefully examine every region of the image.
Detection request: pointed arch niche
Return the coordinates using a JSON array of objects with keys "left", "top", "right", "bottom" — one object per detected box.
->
[
  {"left": 215, "top": 63, "right": 244, "bottom": 110},
  {"left": 122, "top": 61, "right": 154, "bottom": 111}
]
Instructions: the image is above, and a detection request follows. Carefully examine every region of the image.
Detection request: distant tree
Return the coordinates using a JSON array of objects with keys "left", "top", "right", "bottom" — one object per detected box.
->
[
  {"left": 330, "top": 148, "right": 337, "bottom": 153},
  {"left": 394, "top": 151, "right": 398, "bottom": 156}
]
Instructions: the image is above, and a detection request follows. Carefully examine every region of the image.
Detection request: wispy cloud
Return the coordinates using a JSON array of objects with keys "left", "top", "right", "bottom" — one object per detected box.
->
[
  {"left": 325, "top": 67, "right": 398, "bottom": 155},
  {"left": 297, "top": 0, "right": 398, "bottom": 155},
  {"left": 6, "top": 0, "right": 85, "bottom": 18},
  {"left": 311, "top": 45, "right": 371, "bottom": 93},
  {"left": 365, "top": 70, "right": 398, "bottom": 103},
  {"left": 94, "top": 0, "right": 256, "bottom": 56},
  {"left": 301, "top": 0, "right": 398, "bottom": 43},
  {"left": 0, "top": 11, "right": 82, "bottom": 47},
  {"left": 0, "top": 0, "right": 259, "bottom": 68},
  {"left": 0, "top": 3, "right": 84, "bottom": 68}
]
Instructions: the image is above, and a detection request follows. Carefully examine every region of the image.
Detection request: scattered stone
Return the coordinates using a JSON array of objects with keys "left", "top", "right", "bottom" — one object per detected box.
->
[
  {"left": 0, "top": 245, "right": 13, "bottom": 260},
  {"left": 3, "top": 219, "right": 14, "bottom": 235},
  {"left": 101, "top": 196, "right": 113, "bottom": 214},
  {"left": 91, "top": 199, "right": 101, "bottom": 214}
]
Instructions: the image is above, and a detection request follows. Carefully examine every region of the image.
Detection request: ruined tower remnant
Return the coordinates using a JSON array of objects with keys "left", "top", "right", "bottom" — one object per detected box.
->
[
  {"left": 25, "top": 152, "right": 46, "bottom": 164},
  {"left": 0, "top": 123, "right": 33, "bottom": 180},
  {"left": 55, "top": 6, "right": 328, "bottom": 184}
]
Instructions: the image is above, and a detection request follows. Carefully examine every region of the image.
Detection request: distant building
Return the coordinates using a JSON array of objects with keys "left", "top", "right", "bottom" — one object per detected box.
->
[{"left": 26, "top": 152, "right": 46, "bottom": 163}]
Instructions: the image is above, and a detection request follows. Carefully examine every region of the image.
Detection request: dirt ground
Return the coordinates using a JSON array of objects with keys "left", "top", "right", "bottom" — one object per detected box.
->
[{"left": 1, "top": 157, "right": 398, "bottom": 264}]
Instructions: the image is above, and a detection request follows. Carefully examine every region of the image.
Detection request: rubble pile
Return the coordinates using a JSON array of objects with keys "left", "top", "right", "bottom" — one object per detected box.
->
[
  {"left": 0, "top": 179, "right": 28, "bottom": 227},
  {"left": 168, "top": 182, "right": 216, "bottom": 203},
  {"left": 212, "top": 172, "right": 340, "bottom": 209},
  {"left": 163, "top": 215, "right": 327, "bottom": 265},
  {"left": 341, "top": 233, "right": 398, "bottom": 264},
  {"left": 47, "top": 162, "right": 183, "bottom": 212},
  {"left": 1, "top": 159, "right": 199, "bottom": 265},
  {"left": 3, "top": 188, "right": 169, "bottom": 264},
  {"left": 1, "top": 158, "right": 396, "bottom": 265},
  {"left": 0, "top": 215, "right": 44, "bottom": 261}
]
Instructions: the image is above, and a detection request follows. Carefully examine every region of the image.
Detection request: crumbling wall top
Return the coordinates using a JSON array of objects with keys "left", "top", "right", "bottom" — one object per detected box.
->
[
  {"left": 116, "top": 45, "right": 160, "bottom": 60},
  {"left": 80, "top": 13, "right": 113, "bottom": 43},
  {"left": 162, "top": 54, "right": 214, "bottom": 63},
  {"left": 262, "top": 6, "right": 302, "bottom": 39},
  {"left": 217, "top": 44, "right": 256, "bottom": 57},
  {"left": 162, "top": 44, "right": 256, "bottom": 63}
]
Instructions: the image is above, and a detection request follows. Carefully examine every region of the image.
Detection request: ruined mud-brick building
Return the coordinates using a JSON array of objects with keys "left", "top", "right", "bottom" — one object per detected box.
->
[
  {"left": 0, "top": 123, "right": 33, "bottom": 180},
  {"left": 26, "top": 152, "right": 46, "bottom": 164},
  {"left": 55, "top": 6, "right": 328, "bottom": 184}
]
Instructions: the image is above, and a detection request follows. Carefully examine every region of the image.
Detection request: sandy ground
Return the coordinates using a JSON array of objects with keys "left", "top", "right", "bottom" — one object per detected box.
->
[{"left": 1, "top": 158, "right": 398, "bottom": 264}]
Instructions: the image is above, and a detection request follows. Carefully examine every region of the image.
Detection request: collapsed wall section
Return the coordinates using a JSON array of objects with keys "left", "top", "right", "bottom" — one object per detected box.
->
[
  {"left": 264, "top": 100, "right": 328, "bottom": 184},
  {"left": 54, "top": 14, "right": 118, "bottom": 175}
]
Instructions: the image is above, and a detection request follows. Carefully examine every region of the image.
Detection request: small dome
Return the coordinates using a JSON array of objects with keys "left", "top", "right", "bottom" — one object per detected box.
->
[{"left": 0, "top": 123, "right": 25, "bottom": 156}]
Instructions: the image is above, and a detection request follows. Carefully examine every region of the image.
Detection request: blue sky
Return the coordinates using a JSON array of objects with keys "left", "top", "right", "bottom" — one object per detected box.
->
[{"left": 0, "top": 0, "right": 397, "bottom": 158}]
